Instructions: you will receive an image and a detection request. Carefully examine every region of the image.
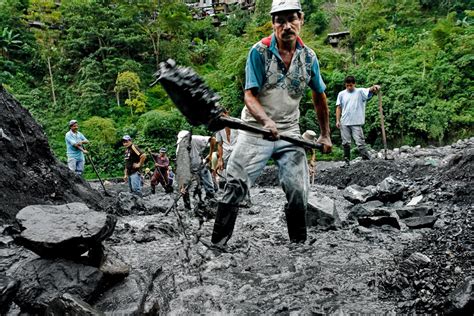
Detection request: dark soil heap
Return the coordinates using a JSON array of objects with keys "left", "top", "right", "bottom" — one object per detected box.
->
[{"left": 0, "top": 86, "right": 104, "bottom": 224}]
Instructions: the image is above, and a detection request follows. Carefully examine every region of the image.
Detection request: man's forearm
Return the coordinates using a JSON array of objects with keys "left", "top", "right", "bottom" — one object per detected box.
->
[
  {"left": 312, "top": 91, "right": 330, "bottom": 137},
  {"left": 336, "top": 106, "right": 341, "bottom": 123},
  {"left": 218, "top": 143, "right": 223, "bottom": 160},
  {"left": 244, "top": 90, "right": 271, "bottom": 125}
]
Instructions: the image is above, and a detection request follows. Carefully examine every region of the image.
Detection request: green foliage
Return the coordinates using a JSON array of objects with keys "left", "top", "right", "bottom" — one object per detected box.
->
[{"left": 1, "top": 0, "right": 472, "bottom": 178}]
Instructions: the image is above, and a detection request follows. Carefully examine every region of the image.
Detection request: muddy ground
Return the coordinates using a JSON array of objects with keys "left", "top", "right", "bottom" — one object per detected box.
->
[{"left": 85, "top": 139, "right": 472, "bottom": 314}]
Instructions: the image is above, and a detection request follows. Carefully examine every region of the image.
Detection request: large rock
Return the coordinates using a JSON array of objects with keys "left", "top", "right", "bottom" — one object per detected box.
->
[
  {"left": 343, "top": 185, "right": 377, "bottom": 204},
  {"left": 0, "top": 275, "right": 20, "bottom": 314},
  {"left": 9, "top": 258, "right": 104, "bottom": 314},
  {"left": 375, "top": 177, "right": 408, "bottom": 202},
  {"left": 15, "top": 203, "right": 116, "bottom": 259},
  {"left": 306, "top": 195, "right": 341, "bottom": 230},
  {"left": 444, "top": 277, "right": 473, "bottom": 315},
  {"left": 403, "top": 216, "right": 437, "bottom": 229},
  {"left": 395, "top": 205, "right": 434, "bottom": 219},
  {"left": 46, "top": 293, "right": 104, "bottom": 316},
  {"left": 0, "top": 86, "right": 106, "bottom": 225},
  {"left": 357, "top": 216, "right": 401, "bottom": 230},
  {"left": 348, "top": 200, "right": 388, "bottom": 220}
]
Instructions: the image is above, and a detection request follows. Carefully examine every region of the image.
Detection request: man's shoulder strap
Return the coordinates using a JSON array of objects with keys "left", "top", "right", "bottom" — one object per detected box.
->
[{"left": 131, "top": 144, "right": 141, "bottom": 156}]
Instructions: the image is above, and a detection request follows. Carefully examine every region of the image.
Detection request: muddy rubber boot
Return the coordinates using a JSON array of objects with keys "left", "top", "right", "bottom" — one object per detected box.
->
[
  {"left": 359, "top": 146, "right": 371, "bottom": 160},
  {"left": 183, "top": 194, "right": 191, "bottom": 210},
  {"left": 285, "top": 208, "right": 307, "bottom": 243},
  {"left": 343, "top": 145, "right": 351, "bottom": 167},
  {"left": 211, "top": 202, "right": 239, "bottom": 246},
  {"left": 151, "top": 186, "right": 156, "bottom": 194}
]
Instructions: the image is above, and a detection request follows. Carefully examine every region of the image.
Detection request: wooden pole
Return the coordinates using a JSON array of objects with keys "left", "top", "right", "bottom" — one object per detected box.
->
[{"left": 378, "top": 91, "right": 388, "bottom": 159}]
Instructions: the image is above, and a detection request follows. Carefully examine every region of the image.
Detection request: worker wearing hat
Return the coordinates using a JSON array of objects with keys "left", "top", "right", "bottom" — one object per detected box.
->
[
  {"left": 122, "top": 135, "right": 146, "bottom": 196},
  {"left": 65, "top": 119, "right": 89, "bottom": 176},
  {"left": 150, "top": 147, "right": 173, "bottom": 194},
  {"left": 211, "top": 0, "right": 332, "bottom": 246}
]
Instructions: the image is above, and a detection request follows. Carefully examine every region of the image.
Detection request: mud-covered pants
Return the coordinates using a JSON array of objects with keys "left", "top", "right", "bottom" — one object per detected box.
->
[
  {"left": 151, "top": 167, "right": 172, "bottom": 192},
  {"left": 214, "top": 132, "right": 309, "bottom": 243},
  {"left": 341, "top": 124, "right": 370, "bottom": 160}
]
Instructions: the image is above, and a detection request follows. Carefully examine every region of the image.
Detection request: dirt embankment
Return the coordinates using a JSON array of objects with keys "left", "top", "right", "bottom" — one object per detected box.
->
[{"left": 0, "top": 86, "right": 106, "bottom": 224}]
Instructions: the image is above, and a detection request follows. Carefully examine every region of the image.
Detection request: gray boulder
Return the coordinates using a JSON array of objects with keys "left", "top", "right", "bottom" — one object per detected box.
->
[
  {"left": 395, "top": 205, "right": 434, "bottom": 219},
  {"left": 357, "top": 216, "right": 401, "bottom": 230},
  {"left": 46, "top": 293, "right": 104, "bottom": 316},
  {"left": 306, "top": 195, "right": 341, "bottom": 230},
  {"left": 348, "top": 200, "right": 388, "bottom": 220},
  {"left": 343, "top": 185, "right": 377, "bottom": 204},
  {"left": 0, "top": 275, "right": 20, "bottom": 314},
  {"left": 375, "top": 177, "right": 408, "bottom": 202},
  {"left": 15, "top": 203, "right": 116, "bottom": 259},
  {"left": 9, "top": 258, "right": 104, "bottom": 314},
  {"left": 403, "top": 216, "right": 438, "bottom": 229}
]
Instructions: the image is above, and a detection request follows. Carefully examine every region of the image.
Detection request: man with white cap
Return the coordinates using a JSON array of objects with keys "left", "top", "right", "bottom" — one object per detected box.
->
[
  {"left": 65, "top": 120, "right": 89, "bottom": 176},
  {"left": 211, "top": 0, "right": 332, "bottom": 246},
  {"left": 122, "top": 135, "right": 146, "bottom": 196}
]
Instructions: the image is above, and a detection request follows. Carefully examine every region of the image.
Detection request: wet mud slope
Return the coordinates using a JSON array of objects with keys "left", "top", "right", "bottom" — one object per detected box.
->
[{"left": 0, "top": 86, "right": 106, "bottom": 224}]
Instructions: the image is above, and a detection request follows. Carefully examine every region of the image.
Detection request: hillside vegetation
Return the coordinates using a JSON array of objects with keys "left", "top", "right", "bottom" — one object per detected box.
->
[{"left": 1, "top": 0, "right": 472, "bottom": 178}]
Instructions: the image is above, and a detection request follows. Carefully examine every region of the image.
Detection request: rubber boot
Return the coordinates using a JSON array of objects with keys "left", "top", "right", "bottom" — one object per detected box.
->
[
  {"left": 343, "top": 144, "right": 351, "bottom": 166},
  {"left": 183, "top": 193, "right": 191, "bottom": 210},
  {"left": 151, "top": 186, "right": 156, "bottom": 194},
  {"left": 359, "top": 146, "right": 371, "bottom": 160},
  {"left": 284, "top": 206, "right": 307, "bottom": 243},
  {"left": 211, "top": 202, "right": 239, "bottom": 246}
]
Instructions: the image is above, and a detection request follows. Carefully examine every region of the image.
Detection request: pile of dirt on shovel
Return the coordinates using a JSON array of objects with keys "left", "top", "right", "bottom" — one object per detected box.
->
[{"left": 0, "top": 86, "right": 105, "bottom": 225}]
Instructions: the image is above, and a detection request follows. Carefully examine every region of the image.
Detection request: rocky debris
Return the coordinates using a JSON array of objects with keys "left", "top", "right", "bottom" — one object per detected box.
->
[
  {"left": 0, "top": 86, "right": 108, "bottom": 224},
  {"left": 375, "top": 177, "right": 408, "bottom": 202},
  {"left": 0, "top": 274, "right": 20, "bottom": 314},
  {"left": 444, "top": 277, "right": 473, "bottom": 315},
  {"left": 9, "top": 258, "right": 104, "bottom": 314},
  {"left": 404, "top": 252, "right": 431, "bottom": 268},
  {"left": 93, "top": 262, "right": 163, "bottom": 314},
  {"left": 348, "top": 200, "right": 387, "bottom": 219},
  {"left": 15, "top": 203, "right": 116, "bottom": 259},
  {"left": 306, "top": 195, "right": 341, "bottom": 230},
  {"left": 254, "top": 166, "right": 280, "bottom": 187},
  {"left": 111, "top": 192, "right": 173, "bottom": 216},
  {"left": 395, "top": 205, "right": 433, "bottom": 219},
  {"left": 357, "top": 216, "right": 400, "bottom": 230},
  {"left": 403, "top": 216, "right": 437, "bottom": 229},
  {"left": 343, "top": 184, "right": 377, "bottom": 204},
  {"left": 45, "top": 293, "right": 104, "bottom": 316}
]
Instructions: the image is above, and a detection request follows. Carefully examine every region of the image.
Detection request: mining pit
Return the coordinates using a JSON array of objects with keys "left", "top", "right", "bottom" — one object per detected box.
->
[{"left": 0, "top": 86, "right": 472, "bottom": 314}]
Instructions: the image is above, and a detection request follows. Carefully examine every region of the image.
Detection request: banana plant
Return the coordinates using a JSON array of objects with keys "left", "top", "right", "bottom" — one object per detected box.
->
[{"left": 0, "top": 27, "right": 22, "bottom": 59}]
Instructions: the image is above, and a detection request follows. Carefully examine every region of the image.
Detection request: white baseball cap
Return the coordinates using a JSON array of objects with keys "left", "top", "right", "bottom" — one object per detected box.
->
[
  {"left": 177, "top": 130, "right": 190, "bottom": 144},
  {"left": 270, "top": 0, "right": 302, "bottom": 14}
]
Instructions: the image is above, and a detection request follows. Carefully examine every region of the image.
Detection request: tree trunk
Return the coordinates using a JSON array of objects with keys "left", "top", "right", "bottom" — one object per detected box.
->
[
  {"left": 116, "top": 92, "right": 120, "bottom": 106},
  {"left": 47, "top": 56, "right": 57, "bottom": 107}
]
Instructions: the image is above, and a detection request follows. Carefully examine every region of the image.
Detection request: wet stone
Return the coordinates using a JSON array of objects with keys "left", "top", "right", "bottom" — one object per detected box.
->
[
  {"left": 45, "top": 293, "right": 104, "bottom": 316},
  {"left": 0, "top": 275, "right": 19, "bottom": 314},
  {"left": 406, "top": 252, "right": 431, "bottom": 267},
  {"left": 348, "top": 200, "right": 388, "bottom": 220},
  {"left": 376, "top": 177, "right": 408, "bottom": 202},
  {"left": 357, "top": 216, "right": 401, "bottom": 230},
  {"left": 306, "top": 195, "right": 342, "bottom": 230},
  {"left": 403, "top": 216, "right": 438, "bottom": 229},
  {"left": 407, "top": 195, "right": 423, "bottom": 206},
  {"left": 9, "top": 258, "right": 104, "bottom": 314},
  {"left": 15, "top": 203, "right": 116, "bottom": 259},
  {"left": 396, "top": 205, "right": 434, "bottom": 219},
  {"left": 343, "top": 184, "right": 377, "bottom": 204}
]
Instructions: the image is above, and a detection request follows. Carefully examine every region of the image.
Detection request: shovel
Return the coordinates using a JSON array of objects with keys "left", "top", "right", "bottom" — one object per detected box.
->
[
  {"left": 86, "top": 152, "right": 111, "bottom": 196},
  {"left": 150, "top": 59, "right": 323, "bottom": 151}
]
